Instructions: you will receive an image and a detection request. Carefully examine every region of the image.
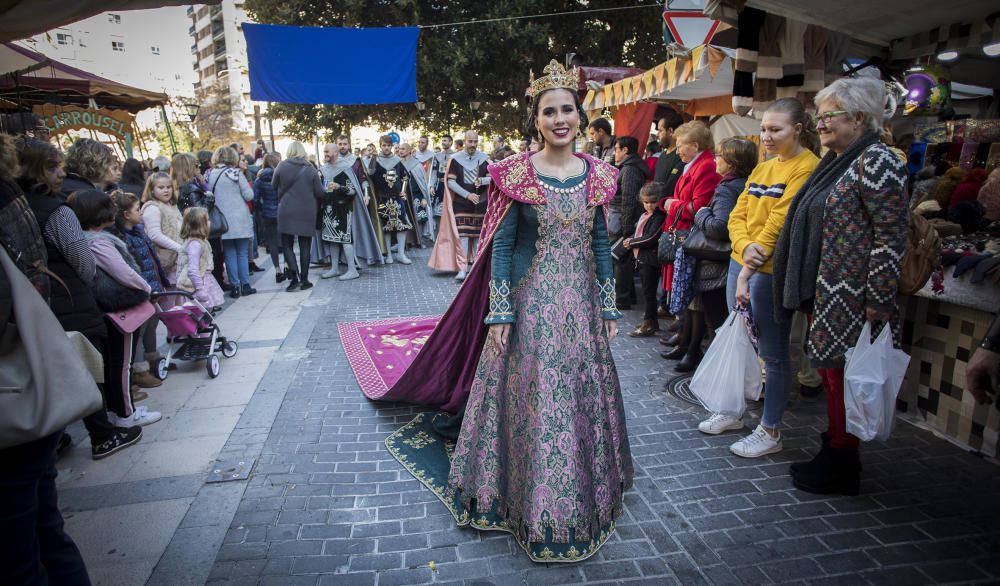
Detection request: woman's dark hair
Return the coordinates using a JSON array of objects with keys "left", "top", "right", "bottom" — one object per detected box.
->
[
  {"left": 765, "top": 98, "right": 821, "bottom": 155},
  {"left": 645, "top": 140, "right": 660, "bottom": 154},
  {"left": 15, "top": 137, "right": 62, "bottom": 195},
  {"left": 67, "top": 189, "right": 116, "bottom": 229},
  {"left": 121, "top": 158, "right": 145, "bottom": 185},
  {"left": 263, "top": 152, "right": 280, "bottom": 169},
  {"left": 716, "top": 137, "right": 759, "bottom": 178},
  {"left": 523, "top": 88, "right": 590, "bottom": 145}
]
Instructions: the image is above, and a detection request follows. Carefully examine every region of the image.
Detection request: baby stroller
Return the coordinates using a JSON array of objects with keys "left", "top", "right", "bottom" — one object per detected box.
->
[{"left": 151, "top": 291, "right": 238, "bottom": 379}]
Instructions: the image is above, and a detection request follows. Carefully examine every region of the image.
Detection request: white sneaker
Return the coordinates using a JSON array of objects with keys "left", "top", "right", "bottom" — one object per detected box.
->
[
  {"left": 396, "top": 253, "right": 412, "bottom": 265},
  {"left": 320, "top": 267, "right": 341, "bottom": 279},
  {"left": 338, "top": 270, "right": 360, "bottom": 281},
  {"left": 384, "top": 253, "right": 394, "bottom": 265},
  {"left": 455, "top": 269, "right": 467, "bottom": 282},
  {"left": 110, "top": 406, "right": 161, "bottom": 427},
  {"left": 729, "top": 424, "right": 782, "bottom": 458},
  {"left": 698, "top": 413, "right": 744, "bottom": 435}
]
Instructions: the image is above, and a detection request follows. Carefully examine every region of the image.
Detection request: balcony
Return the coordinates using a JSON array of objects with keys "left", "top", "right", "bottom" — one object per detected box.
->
[
  {"left": 210, "top": 5, "right": 222, "bottom": 17},
  {"left": 214, "top": 44, "right": 226, "bottom": 58},
  {"left": 212, "top": 23, "right": 224, "bottom": 39},
  {"left": 186, "top": 5, "right": 193, "bottom": 16},
  {"left": 190, "top": 44, "right": 197, "bottom": 54},
  {"left": 188, "top": 25, "right": 195, "bottom": 35}
]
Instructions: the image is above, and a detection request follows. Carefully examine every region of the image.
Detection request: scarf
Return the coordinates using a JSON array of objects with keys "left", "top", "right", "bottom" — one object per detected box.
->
[{"left": 772, "top": 132, "right": 879, "bottom": 322}]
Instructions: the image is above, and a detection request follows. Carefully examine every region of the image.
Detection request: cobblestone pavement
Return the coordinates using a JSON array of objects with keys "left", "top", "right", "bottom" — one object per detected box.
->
[{"left": 205, "top": 248, "right": 1000, "bottom": 586}]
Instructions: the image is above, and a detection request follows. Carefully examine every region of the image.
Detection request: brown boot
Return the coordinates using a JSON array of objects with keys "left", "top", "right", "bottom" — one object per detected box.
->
[
  {"left": 133, "top": 370, "right": 163, "bottom": 389},
  {"left": 629, "top": 320, "right": 658, "bottom": 338}
]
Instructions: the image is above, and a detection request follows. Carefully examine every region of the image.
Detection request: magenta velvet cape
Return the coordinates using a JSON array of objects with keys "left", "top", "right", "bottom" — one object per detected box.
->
[{"left": 369, "top": 152, "right": 618, "bottom": 413}]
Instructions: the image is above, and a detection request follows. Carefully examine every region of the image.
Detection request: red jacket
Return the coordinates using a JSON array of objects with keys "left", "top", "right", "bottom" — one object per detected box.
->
[
  {"left": 660, "top": 150, "right": 720, "bottom": 290},
  {"left": 660, "top": 150, "right": 720, "bottom": 231}
]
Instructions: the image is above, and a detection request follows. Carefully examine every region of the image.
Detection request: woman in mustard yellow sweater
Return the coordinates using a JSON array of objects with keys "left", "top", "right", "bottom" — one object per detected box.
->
[{"left": 697, "top": 98, "right": 820, "bottom": 459}]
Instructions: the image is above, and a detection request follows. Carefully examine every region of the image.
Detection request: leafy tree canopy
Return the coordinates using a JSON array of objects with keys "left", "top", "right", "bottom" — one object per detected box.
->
[{"left": 243, "top": 0, "right": 666, "bottom": 141}]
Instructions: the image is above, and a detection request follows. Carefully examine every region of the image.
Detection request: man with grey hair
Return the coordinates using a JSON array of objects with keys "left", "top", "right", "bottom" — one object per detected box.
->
[
  {"left": 446, "top": 130, "right": 490, "bottom": 281},
  {"left": 152, "top": 155, "right": 171, "bottom": 173}
]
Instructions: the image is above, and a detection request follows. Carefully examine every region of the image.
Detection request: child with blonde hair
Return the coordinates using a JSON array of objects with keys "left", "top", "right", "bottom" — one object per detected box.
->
[
  {"left": 176, "top": 207, "right": 225, "bottom": 310},
  {"left": 141, "top": 171, "right": 184, "bottom": 287}
]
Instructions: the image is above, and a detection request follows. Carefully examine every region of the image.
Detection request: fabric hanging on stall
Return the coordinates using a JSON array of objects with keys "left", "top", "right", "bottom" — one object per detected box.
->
[
  {"left": 732, "top": 7, "right": 766, "bottom": 115},
  {"left": 614, "top": 102, "right": 659, "bottom": 156},
  {"left": 752, "top": 13, "right": 785, "bottom": 115},
  {"left": 242, "top": 24, "right": 419, "bottom": 105},
  {"left": 797, "top": 25, "right": 830, "bottom": 109},
  {"left": 776, "top": 19, "right": 808, "bottom": 94}
]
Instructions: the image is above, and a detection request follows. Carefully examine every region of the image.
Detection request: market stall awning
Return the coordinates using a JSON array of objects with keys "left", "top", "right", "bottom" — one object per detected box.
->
[
  {"left": 0, "top": 41, "right": 167, "bottom": 113},
  {"left": 0, "top": 1, "right": 203, "bottom": 42},
  {"left": 582, "top": 45, "right": 735, "bottom": 116}
]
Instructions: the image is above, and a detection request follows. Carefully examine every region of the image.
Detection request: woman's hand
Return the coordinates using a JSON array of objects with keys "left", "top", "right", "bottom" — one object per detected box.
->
[
  {"left": 736, "top": 267, "right": 753, "bottom": 305},
  {"left": 604, "top": 320, "right": 618, "bottom": 341},
  {"left": 742, "top": 243, "right": 768, "bottom": 270},
  {"left": 865, "top": 307, "right": 892, "bottom": 323},
  {"left": 488, "top": 323, "right": 512, "bottom": 353},
  {"left": 965, "top": 347, "right": 999, "bottom": 405}
]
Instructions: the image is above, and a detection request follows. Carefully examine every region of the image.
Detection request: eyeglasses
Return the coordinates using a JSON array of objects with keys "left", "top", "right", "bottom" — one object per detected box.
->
[{"left": 814, "top": 110, "right": 850, "bottom": 124}]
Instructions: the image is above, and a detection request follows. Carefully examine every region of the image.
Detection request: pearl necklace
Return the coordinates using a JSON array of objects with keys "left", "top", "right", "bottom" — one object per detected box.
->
[{"left": 538, "top": 179, "right": 585, "bottom": 195}]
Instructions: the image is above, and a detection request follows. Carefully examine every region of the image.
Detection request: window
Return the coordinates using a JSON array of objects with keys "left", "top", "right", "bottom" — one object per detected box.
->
[
  {"left": 56, "top": 33, "right": 73, "bottom": 45},
  {"left": 112, "top": 41, "right": 125, "bottom": 52},
  {"left": 151, "top": 46, "right": 160, "bottom": 55},
  {"left": 108, "top": 14, "right": 121, "bottom": 24}
]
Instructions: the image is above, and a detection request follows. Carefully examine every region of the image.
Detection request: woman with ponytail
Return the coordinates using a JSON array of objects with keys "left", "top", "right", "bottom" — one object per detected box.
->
[
  {"left": 696, "top": 98, "right": 820, "bottom": 460},
  {"left": 773, "top": 77, "right": 908, "bottom": 495}
]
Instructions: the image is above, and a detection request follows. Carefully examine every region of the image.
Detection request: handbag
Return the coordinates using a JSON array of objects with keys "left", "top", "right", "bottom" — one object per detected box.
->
[
  {"left": 656, "top": 211, "right": 688, "bottom": 265},
  {"left": 105, "top": 300, "right": 156, "bottom": 334},
  {"left": 610, "top": 237, "right": 627, "bottom": 261},
  {"left": 683, "top": 227, "right": 731, "bottom": 261},
  {"left": 0, "top": 249, "right": 103, "bottom": 449},
  {"left": 207, "top": 173, "right": 231, "bottom": 238}
]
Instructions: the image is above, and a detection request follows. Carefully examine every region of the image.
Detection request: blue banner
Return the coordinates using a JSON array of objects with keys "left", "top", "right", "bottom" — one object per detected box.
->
[{"left": 242, "top": 24, "right": 419, "bottom": 105}]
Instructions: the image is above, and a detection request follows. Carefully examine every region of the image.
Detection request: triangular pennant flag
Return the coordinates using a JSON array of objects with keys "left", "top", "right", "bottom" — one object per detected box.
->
[
  {"left": 706, "top": 45, "right": 727, "bottom": 78},
  {"left": 643, "top": 70, "right": 655, "bottom": 95}
]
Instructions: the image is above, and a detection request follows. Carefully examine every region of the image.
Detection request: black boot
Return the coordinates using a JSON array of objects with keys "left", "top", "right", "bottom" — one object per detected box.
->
[
  {"left": 675, "top": 310, "right": 706, "bottom": 373},
  {"left": 792, "top": 446, "right": 861, "bottom": 496},
  {"left": 790, "top": 433, "right": 830, "bottom": 475}
]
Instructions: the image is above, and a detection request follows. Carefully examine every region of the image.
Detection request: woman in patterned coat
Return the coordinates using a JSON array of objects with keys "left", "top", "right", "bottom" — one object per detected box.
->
[{"left": 773, "top": 76, "right": 908, "bottom": 496}]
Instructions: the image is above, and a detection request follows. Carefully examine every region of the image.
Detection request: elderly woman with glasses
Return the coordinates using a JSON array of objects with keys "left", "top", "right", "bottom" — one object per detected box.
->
[{"left": 773, "top": 76, "right": 909, "bottom": 496}]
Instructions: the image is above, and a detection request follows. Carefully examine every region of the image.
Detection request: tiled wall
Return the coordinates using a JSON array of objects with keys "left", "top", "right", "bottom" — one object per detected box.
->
[{"left": 899, "top": 296, "right": 999, "bottom": 457}]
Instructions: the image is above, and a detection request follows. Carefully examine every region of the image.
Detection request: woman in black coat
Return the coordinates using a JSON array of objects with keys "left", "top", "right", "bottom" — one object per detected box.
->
[{"left": 670, "top": 138, "right": 758, "bottom": 372}]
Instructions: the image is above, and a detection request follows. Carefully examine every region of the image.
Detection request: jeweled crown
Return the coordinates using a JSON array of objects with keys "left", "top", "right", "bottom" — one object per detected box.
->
[{"left": 527, "top": 60, "right": 579, "bottom": 99}]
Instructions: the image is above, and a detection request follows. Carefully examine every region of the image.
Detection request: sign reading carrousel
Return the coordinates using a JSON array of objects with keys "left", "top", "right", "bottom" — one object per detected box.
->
[{"left": 32, "top": 104, "right": 133, "bottom": 140}]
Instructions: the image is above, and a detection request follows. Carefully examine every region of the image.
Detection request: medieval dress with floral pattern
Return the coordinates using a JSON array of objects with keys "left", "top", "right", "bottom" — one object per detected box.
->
[{"left": 445, "top": 158, "right": 633, "bottom": 562}]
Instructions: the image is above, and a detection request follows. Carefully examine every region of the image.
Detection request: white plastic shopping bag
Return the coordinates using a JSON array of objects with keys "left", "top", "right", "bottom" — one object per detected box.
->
[
  {"left": 844, "top": 322, "right": 911, "bottom": 442},
  {"left": 690, "top": 313, "right": 761, "bottom": 416}
]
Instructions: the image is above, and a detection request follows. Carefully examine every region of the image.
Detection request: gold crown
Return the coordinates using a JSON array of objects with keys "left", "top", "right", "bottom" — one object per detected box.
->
[{"left": 527, "top": 60, "right": 579, "bottom": 99}]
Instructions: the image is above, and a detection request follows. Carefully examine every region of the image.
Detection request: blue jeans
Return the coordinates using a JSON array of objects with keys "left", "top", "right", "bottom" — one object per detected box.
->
[
  {"left": 222, "top": 238, "right": 251, "bottom": 287},
  {"left": 726, "top": 260, "right": 792, "bottom": 429}
]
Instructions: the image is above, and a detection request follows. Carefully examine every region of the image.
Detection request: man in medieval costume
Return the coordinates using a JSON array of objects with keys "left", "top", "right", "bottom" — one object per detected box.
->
[
  {"left": 431, "top": 134, "right": 454, "bottom": 233},
  {"left": 446, "top": 130, "right": 490, "bottom": 281},
  {"left": 318, "top": 135, "right": 384, "bottom": 279},
  {"left": 399, "top": 142, "right": 435, "bottom": 245},
  {"left": 366, "top": 134, "right": 415, "bottom": 264}
]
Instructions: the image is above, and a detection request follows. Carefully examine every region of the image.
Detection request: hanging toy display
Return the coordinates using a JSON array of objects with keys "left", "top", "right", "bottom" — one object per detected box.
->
[{"left": 904, "top": 64, "right": 952, "bottom": 116}]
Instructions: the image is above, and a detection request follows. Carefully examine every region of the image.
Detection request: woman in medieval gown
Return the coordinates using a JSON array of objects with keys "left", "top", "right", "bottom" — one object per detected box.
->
[{"left": 382, "top": 64, "right": 632, "bottom": 565}]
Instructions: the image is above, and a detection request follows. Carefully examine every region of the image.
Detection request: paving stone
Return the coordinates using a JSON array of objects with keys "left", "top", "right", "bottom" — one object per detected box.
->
[{"left": 202, "top": 248, "right": 1000, "bottom": 584}]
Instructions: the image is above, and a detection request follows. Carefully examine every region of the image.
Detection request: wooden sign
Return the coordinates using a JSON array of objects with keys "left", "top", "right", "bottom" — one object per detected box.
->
[{"left": 32, "top": 104, "right": 133, "bottom": 140}]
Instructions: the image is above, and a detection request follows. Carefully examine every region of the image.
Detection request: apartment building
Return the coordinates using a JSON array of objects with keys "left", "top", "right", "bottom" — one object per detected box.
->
[{"left": 188, "top": 1, "right": 278, "bottom": 141}]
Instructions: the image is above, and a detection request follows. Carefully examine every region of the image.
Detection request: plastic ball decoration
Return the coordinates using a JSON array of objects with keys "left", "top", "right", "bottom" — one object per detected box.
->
[{"left": 904, "top": 64, "right": 951, "bottom": 116}]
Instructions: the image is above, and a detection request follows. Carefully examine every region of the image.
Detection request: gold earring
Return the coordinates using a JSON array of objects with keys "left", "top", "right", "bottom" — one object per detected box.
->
[{"left": 576, "top": 129, "right": 583, "bottom": 138}]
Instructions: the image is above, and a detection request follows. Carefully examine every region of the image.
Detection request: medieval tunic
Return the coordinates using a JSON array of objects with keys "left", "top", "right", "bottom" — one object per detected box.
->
[
  {"left": 318, "top": 168, "right": 356, "bottom": 245},
  {"left": 320, "top": 154, "right": 385, "bottom": 265},
  {"left": 447, "top": 150, "right": 490, "bottom": 237},
  {"left": 368, "top": 154, "right": 414, "bottom": 234},
  {"left": 402, "top": 156, "right": 434, "bottom": 241},
  {"left": 431, "top": 149, "right": 453, "bottom": 217}
]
